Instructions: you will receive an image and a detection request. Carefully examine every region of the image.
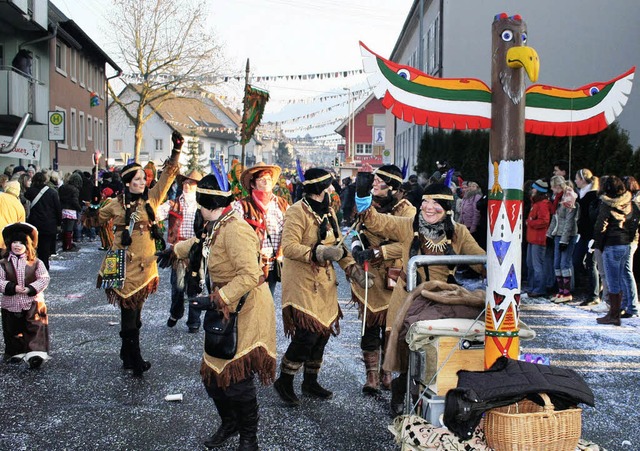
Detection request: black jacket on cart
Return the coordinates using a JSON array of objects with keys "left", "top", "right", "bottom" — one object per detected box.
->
[{"left": 443, "top": 357, "right": 595, "bottom": 439}]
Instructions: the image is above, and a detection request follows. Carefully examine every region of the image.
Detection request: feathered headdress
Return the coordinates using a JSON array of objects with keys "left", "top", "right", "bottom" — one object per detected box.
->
[
  {"left": 210, "top": 159, "right": 230, "bottom": 191},
  {"left": 296, "top": 158, "right": 305, "bottom": 182}
]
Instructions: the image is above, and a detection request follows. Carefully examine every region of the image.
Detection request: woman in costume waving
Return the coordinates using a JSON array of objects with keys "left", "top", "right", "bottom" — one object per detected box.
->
[{"left": 96, "top": 131, "right": 183, "bottom": 377}]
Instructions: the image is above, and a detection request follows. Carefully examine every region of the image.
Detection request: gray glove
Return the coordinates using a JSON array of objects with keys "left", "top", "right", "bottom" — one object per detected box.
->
[
  {"left": 347, "top": 264, "right": 375, "bottom": 289},
  {"left": 314, "top": 245, "right": 345, "bottom": 263}
]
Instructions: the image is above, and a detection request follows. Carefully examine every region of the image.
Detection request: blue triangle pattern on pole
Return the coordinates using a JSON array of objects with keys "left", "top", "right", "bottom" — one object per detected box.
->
[
  {"left": 502, "top": 264, "right": 518, "bottom": 290},
  {"left": 492, "top": 240, "right": 511, "bottom": 265}
]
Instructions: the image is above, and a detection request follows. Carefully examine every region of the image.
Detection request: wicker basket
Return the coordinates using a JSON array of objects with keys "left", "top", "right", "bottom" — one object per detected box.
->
[{"left": 484, "top": 393, "right": 581, "bottom": 451}]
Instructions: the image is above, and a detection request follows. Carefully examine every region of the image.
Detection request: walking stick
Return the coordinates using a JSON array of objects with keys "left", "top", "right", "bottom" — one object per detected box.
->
[{"left": 361, "top": 260, "right": 369, "bottom": 337}]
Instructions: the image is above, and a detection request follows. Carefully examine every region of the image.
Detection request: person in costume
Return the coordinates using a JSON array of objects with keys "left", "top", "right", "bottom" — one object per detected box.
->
[
  {"left": 228, "top": 159, "right": 246, "bottom": 200},
  {"left": 159, "top": 172, "right": 276, "bottom": 450},
  {"left": 272, "top": 174, "right": 293, "bottom": 205},
  {"left": 355, "top": 180, "right": 485, "bottom": 416},
  {"left": 349, "top": 165, "right": 415, "bottom": 394},
  {"left": 0, "top": 223, "right": 50, "bottom": 368},
  {"left": 96, "top": 131, "right": 183, "bottom": 377},
  {"left": 156, "top": 169, "right": 203, "bottom": 332},
  {"left": 273, "top": 168, "right": 371, "bottom": 406},
  {"left": 233, "top": 162, "right": 288, "bottom": 296}
]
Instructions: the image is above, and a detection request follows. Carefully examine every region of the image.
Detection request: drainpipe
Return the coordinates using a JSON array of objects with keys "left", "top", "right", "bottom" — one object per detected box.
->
[
  {"left": 105, "top": 69, "right": 123, "bottom": 165},
  {"left": 19, "top": 24, "right": 57, "bottom": 50},
  {"left": 0, "top": 113, "right": 32, "bottom": 153}
]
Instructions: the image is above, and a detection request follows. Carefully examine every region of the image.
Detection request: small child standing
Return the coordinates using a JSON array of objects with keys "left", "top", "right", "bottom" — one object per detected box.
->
[{"left": 0, "top": 222, "right": 51, "bottom": 368}]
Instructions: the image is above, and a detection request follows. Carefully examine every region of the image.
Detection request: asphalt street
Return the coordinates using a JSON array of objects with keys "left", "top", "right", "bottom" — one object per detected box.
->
[{"left": 0, "top": 242, "right": 639, "bottom": 451}]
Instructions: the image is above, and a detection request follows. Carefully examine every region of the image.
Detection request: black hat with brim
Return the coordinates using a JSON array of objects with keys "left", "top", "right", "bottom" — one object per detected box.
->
[{"left": 2, "top": 222, "right": 38, "bottom": 248}]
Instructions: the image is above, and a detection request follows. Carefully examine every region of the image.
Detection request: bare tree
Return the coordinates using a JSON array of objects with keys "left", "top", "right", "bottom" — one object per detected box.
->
[{"left": 106, "top": 0, "right": 226, "bottom": 162}]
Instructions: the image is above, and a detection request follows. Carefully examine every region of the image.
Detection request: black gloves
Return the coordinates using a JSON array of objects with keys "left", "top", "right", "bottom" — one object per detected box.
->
[
  {"left": 171, "top": 131, "right": 184, "bottom": 150},
  {"left": 155, "top": 247, "right": 175, "bottom": 269},
  {"left": 355, "top": 172, "right": 374, "bottom": 198},
  {"left": 352, "top": 247, "right": 375, "bottom": 266},
  {"left": 559, "top": 242, "right": 568, "bottom": 252},
  {"left": 170, "top": 131, "right": 184, "bottom": 161}
]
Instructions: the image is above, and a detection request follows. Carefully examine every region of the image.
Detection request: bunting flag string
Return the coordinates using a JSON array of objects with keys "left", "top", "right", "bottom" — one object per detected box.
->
[
  {"left": 280, "top": 116, "right": 346, "bottom": 133},
  {"left": 264, "top": 90, "right": 369, "bottom": 125},
  {"left": 172, "top": 87, "right": 371, "bottom": 106},
  {"left": 118, "top": 68, "right": 364, "bottom": 85}
]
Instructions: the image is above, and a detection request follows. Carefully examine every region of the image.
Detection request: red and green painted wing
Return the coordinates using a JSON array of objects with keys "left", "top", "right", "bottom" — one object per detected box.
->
[
  {"left": 524, "top": 67, "right": 635, "bottom": 136},
  {"left": 360, "top": 41, "right": 492, "bottom": 129}
]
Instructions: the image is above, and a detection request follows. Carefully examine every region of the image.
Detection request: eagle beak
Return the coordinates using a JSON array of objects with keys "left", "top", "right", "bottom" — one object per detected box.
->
[{"left": 507, "top": 46, "right": 539, "bottom": 82}]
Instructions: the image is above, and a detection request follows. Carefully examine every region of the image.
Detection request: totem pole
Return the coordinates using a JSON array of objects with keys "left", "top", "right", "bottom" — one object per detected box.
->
[{"left": 359, "top": 13, "right": 634, "bottom": 367}]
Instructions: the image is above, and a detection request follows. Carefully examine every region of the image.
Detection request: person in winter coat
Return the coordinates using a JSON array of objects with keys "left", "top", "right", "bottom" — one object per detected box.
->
[
  {"left": 355, "top": 181, "right": 485, "bottom": 416},
  {"left": 58, "top": 172, "right": 83, "bottom": 251},
  {"left": 0, "top": 184, "right": 26, "bottom": 252},
  {"left": 593, "top": 176, "right": 640, "bottom": 325},
  {"left": 573, "top": 168, "right": 601, "bottom": 306},
  {"left": 163, "top": 173, "right": 276, "bottom": 450},
  {"left": 547, "top": 176, "right": 580, "bottom": 303},
  {"left": 348, "top": 165, "right": 416, "bottom": 394},
  {"left": 273, "top": 168, "right": 367, "bottom": 407},
  {"left": 25, "top": 172, "right": 62, "bottom": 270},
  {"left": 525, "top": 180, "right": 552, "bottom": 296},
  {"left": 96, "top": 132, "right": 183, "bottom": 377},
  {"left": 458, "top": 181, "right": 482, "bottom": 234},
  {"left": 0, "top": 223, "right": 50, "bottom": 368}
]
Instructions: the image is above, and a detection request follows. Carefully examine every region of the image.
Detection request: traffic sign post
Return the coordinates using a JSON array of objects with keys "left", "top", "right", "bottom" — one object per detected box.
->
[{"left": 49, "top": 111, "right": 65, "bottom": 171}]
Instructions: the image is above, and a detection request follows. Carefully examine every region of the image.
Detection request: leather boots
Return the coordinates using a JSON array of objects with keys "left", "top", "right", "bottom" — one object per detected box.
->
[
  {"left": 204, "top": 399, "right": 238, "bottom": 448},
  {"left": 236, "top": 397, "right": 259, "bottom": 451},
  {"left": 273, "top": 356, "right": 302, "bottom": 406},
  {"left": 362, "top": 351, "right": 381, "bottom": 394},
  {"left": 597, "top": 292, "right": 622, "bottom": 326},
  {"left": 301, "top": 360, "right": 333, "bottom": 399}
]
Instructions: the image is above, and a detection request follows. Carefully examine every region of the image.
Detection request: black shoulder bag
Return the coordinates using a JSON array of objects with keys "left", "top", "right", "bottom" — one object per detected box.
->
[{"left": 202, "top": 292, "right": 249, "bottom": 360}]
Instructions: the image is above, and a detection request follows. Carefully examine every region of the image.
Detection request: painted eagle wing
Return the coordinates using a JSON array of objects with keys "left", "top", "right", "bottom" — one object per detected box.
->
[
  {"left": 360, "top": 41, "right": 492, "bottom": 130},
  {"left": 524, "top": 67, "right": 635, "bottom": 136}
]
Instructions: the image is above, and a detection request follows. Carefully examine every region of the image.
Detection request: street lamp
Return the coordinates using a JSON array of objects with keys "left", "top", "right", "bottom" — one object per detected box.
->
[{"left": 343, "top": 87, "right": 354, "bottom": 163}]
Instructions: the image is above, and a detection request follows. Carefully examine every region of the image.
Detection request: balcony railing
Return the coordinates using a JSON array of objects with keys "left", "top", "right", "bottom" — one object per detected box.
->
[{"left": 0, "top": 66, "right": 46, "bottom": 124}]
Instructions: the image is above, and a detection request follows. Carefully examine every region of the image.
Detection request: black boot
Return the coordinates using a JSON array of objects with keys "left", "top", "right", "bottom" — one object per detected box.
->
[
  {"left": 121, "top": 329, "right": 151, "bottom": 376},
  {"left": 119, "top": 331, "right": 133, "bottom": 370},
  {"left": 273, "top": 357, "right": 302, "bottom": 406},
  {"left": 390, "top": 373, "right": 407, "bottom": 417},
  {"left": 204, "top": 399, "right": 238, "bottom": 448},
  {"left": 236, "top": 397, "right": 259, "bottom": 451},
  {"left": 301, "top": 361, "right": 333, "bottom": 399}
]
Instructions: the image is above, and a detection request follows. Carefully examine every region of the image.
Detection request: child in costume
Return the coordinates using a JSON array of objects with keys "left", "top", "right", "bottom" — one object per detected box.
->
[{"left": 0, "top": 222, "right": 51, "bottom": 368}]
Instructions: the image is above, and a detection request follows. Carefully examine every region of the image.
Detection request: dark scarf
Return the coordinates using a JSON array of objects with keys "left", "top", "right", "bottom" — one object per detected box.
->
[
  {"left": 120, "top": 187, "right": 165, "bottom": 248},
  {"left": 304, "top": 193, "right": 339, "bottom": 241},
  {"left": 373, "top": 191, "right": 397, "bottom": 214}
]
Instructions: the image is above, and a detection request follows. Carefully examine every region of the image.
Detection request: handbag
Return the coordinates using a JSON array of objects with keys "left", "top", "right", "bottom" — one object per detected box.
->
[
  {"left": 385, "top": 266, "right": 402, "bottom": 290},
  {"left": 203, "top": 292, "right": 248, "bottom": 360},
  {"left": 98, "top": 249, "right": 126, "bottom": 289}
]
